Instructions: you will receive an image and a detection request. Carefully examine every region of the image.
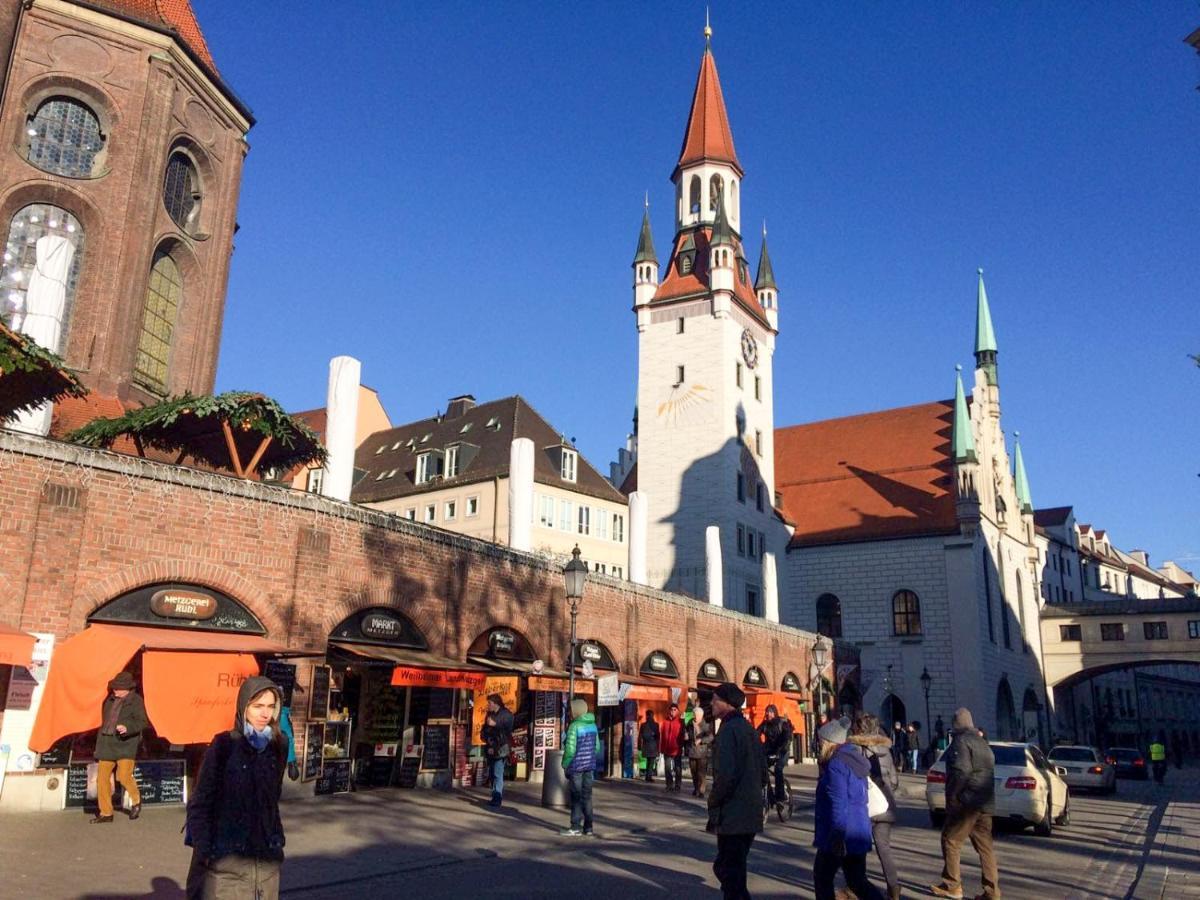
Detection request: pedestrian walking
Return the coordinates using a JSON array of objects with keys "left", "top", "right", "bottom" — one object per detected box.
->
[
  {"left": 660, "top": 703, "right": 685, "bottom": 792},
  {"left": 686, "top": 706, "right": 714, "bottom": 797},
  {"left": 1150, "top": 734, "right": 1167, "bottom": 785},
  {"left": 851, "top": 713, "right": 902, "bottom": 900},
  {"left": 756, "top": 704, "right": 793, "bottom": 810},
  {"left": 639, "top": 710, "right": 660, "bottom": 783},
  {"left": 892, "top": 721, "right": 906, "bottom": 771},
  {"left": 185, "top": 675, "right": 287, "bottom": 900},
  {"left": 935, "top": 715, "right": 947, "bottom": 754},
  {"left": 561, "top": 698, "right": 598, "bottom": 836},
  {"left": 813, "top": 717, "right": 886, "bottom": 900},
  {"left": 930, "top": 707, "right": 999, "bottom": 900},
  {"left": 481, "top": 693, "right": 514, "bottom": 807},
  {"left": 906, "top": 722, "right": 922, "bottom": 774},
  {"left": 91, "top": 671, "right": 147, "bottom": 824},
  {"left": 1172, "top": 733, "right": 1184, "bottom": 770},
  {"left": 707, "top": 683, "right": 765, "bottom": 900}
]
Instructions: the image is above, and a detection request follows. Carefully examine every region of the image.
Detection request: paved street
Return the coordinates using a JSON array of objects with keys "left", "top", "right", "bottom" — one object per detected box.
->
[{"left": 3, "top": 764, "right": 1199, "bottom": 899}]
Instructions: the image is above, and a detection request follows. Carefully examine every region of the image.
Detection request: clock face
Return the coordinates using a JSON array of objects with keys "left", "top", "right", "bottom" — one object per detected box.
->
[{"left": 741, "top": 329, "right": 759, "bottom": 369}]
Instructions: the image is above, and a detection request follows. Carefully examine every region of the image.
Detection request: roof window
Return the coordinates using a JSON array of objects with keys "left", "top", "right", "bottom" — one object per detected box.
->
[
  {"left": 460, "top": 422, "right": 473, "bottom": 434},
  {"left": 391, "top": 441, "right": 402, "bottom": 451},
  {"left": 486, "top": 417, "right": 501, "bottom": 431},
  {"left": 375, "top": 445, "right": 385, "bottom": 455},
  {"left": 421, "top": 433, "right": 432, "bottom": 443}
]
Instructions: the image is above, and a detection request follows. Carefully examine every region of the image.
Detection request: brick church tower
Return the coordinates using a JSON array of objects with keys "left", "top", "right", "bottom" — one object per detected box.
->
[{"left": 0, "top": 0, "right": 253, "bottom": 425}]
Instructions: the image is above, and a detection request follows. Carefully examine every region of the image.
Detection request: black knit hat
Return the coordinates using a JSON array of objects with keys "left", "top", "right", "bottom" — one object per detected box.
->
[
  {"left": 107, "top": 671, "right": 135, "bottom": 691},
  {"left": 713, "top": 682, "right": 745, "bottom": 709}
]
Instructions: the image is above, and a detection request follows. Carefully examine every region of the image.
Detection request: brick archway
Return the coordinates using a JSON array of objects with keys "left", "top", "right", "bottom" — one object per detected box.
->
[
  {"left": 75, "top": 562, "right": 284, "bottom": 636},
  {"left": 319, "top": 586, "right": 445, "bottom": 652}
]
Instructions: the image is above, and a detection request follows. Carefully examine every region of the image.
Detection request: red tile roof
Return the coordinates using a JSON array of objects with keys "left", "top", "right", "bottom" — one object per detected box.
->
[
  {"left": 653, "top": 226, "right": 770, "bottom": 328},
  {"left": 775, "top": 400, "right": 960, "bottom": 547},
  {"left": 676, "top": 47, "right": 742, "bottom": 176},
  {"left": 83, "top": 0, "right": 217, "bottom": 73},
  {"left": 50, "top": 393, "right": 128, "bottom": 442}
]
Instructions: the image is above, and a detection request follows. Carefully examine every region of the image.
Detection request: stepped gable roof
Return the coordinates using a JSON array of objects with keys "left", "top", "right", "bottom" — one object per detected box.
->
[
  {"left": 83, "top": 0, "right": 217, "bottom": 73},
  {"left": 352, "top": 396, "right": 624, "bottom": 505},
  {"left": 653, "top": 226, "right": 770, "bottom": 328},
  {"left": 676, "top": 46, "right": 742, "bottom": 177},
  {"left": 775, "top": 399, "right": 960, "bottom": 548}
]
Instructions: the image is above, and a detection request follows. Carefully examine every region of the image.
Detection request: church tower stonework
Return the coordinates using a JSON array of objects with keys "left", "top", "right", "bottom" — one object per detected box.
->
[{"left": 631, "top": 31, "right": 788, "bottom": 616}]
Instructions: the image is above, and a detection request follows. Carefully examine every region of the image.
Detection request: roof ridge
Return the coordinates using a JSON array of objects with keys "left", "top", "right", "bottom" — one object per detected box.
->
[{"left": 776, "top": 397, "right": 955, "bottom": 432}]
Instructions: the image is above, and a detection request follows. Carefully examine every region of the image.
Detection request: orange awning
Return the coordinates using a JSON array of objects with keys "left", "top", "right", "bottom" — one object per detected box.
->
[
  {"left": 0, "top": 622, "right": 35, "bottom": 668},
  {"left": 143, "top": 651, "right": 261, "bottom": 744},
  {"left": 30, "top": 624, "right": 309, "bottom": 752}
]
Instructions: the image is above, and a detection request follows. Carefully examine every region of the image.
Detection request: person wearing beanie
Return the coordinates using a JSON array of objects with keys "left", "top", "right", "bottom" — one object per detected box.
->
[
  {"left": 185, "top": 675, "right": 288, "bottom": 899},
  {"left": 91, "top": 671, "right": 148, "bottom": 824},
  {"left": 560, "top": 697, "right": 599, "bottom": 836},
  {"left": 707, "top": 682, "right": 765, "bottom": 899},
  {"left": 813, "top": 716, "right": 884, "bottom": 899},
  {"left": 930, "top": 707, "right": 999, "bottom": 900}
]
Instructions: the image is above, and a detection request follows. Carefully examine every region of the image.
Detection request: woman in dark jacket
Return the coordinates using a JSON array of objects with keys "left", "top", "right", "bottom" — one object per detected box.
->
[
  {"left": 851, "top": 713, "right": 902, "bottom": 900},
  {"left": 92, "top": 671, "right": 148, "bottom": 824},
  {"left": 813, "top": 717, "right": 885, "bottom": 900},
  {"left": 638, "top": 710, "right": 660, "bottom": 782},
  {"left": 186, "top": 675, "right": 287, "bottom": 900}
]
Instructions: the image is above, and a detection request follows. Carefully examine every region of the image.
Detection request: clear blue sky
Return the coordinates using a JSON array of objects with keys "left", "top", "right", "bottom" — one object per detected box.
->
[{"left": 200, "top": 2, "right": 1200, "bottom": 570}]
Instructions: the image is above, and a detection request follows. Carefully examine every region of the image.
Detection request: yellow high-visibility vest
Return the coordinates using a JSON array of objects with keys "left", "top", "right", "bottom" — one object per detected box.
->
[{"left": 1149, "top": 742, "right": 1166, "bottom": 762}]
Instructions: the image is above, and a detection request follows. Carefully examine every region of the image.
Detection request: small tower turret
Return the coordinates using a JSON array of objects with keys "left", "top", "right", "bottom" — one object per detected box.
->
[
  {"left": 755, "top": 222, "right": 778, "bottom": 330},
  {"left": 953, "top": 364, "right": 981, "bottom": 531},
  {"left": 974, "top": 268, "right": 998, "bottom": 385},
  {"left": 633, "top": 201, "right": 659, "bottom": 309},
  {"left": 708, "top": 189, "right": 735, "bottom": 295}
]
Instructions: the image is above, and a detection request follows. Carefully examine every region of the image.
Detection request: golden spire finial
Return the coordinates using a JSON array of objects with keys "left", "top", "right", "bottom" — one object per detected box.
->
[{"left": 704, "top": 7, "right": 712, "bottom": 43}]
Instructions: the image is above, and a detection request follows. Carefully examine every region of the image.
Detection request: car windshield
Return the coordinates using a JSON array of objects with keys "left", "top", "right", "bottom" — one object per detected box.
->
[
  {"left": 1049, "top": 748, "right": 1095, "bottom": 762},
  {"left": 991, "top": 745, "right": 1028, "bottom": 767},
  {"left": 1110, "top": 749, "right": 1141, "bottom": 760}
]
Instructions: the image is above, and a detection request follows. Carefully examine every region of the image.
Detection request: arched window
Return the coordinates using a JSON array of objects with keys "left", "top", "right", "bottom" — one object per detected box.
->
[
  {"left": 163, "top": 151, "right": 201, "bottom": 231},
  {"left": 708, "top": 173, "right": 724, "bottom": 211},
  {"left": 730, "top": 179, "right": 738, "bottom": 213},
  {"left": 134, "top": 250, "right": 182, "bottom": 394},
  {"left": 26, "top": 97, "right": 104, "bottom": 178},
  {"left": 2, "top": 204, "right": 85, "bottom": 352},
  {"left": 816, "top": 593, "right": 842, "bottom": 638},
  {"left": 892, "top": 590, "right": 922, "bottom": 636},
  {"left": 689, "top": 176, "right": 701, "bottom": 214}
]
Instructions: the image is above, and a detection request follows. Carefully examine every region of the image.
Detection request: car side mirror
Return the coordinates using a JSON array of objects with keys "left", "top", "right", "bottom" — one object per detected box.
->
[{"left": 1055, "top": 766, "right": 1067, "bottom": 777}]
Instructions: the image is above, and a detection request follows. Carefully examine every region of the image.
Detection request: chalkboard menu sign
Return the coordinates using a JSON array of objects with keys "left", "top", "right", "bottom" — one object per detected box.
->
[
  {"left": 127, "top": 760, "right": 186, "bottom": 805},
  {"left": 428, "top": 689, "right": 454, "bottom": 719},
  {"left": 357, "top": 756, "right": 396, "bottom": 789},
  {"left": 302, "top": 722, "right": 324, "bottom": 781},
  {"left": 309, "top": 666, "right": 331, "bottom": 720},
  {"left": 65, "top": 763, "right": 90, "bottom": 808},
  {"left": 422, "top": 724, "right": 451, "bottom": 770},
  {"left": 265, "top": 661, "right": 298, "bottom": 707},
  {"left": 396, "top": 756, "right": 420, "bottom": 788},
  {"left": 38, "top": 737, "right": 73, "bottom": 768},
  {"left": 314, "top": 758, "right": 351, "bottom": 795}
]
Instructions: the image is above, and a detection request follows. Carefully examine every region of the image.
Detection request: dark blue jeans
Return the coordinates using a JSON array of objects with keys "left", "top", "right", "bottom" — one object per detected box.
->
[{"left": 569, "top": 770, "right": 594, "bottom": 831}]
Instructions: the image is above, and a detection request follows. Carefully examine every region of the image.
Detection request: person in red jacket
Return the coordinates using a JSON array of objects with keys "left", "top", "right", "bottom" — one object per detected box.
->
[{"left": 660, "top": 703, "right": 685, "bottom": 793}]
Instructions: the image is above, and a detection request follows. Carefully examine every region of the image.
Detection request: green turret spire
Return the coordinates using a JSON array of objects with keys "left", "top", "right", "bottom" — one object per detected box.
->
[
  {"left": 710, "top": 188, "right": 734, "bottom": 246},
  {"left": 952, "top": 365, "right": 976, "bottom": 463},
  {"left": 974, "top": 268, "right": 998, "bottom": 385},
  {"left": 1013, "top": 431, "right": 1033, "bottom": 514},
  {"left": 633, "top": 205, "right": 657, "bottom": 265},
  {"left": 754, "top": 222, "right": 777, "bottom": 291}
]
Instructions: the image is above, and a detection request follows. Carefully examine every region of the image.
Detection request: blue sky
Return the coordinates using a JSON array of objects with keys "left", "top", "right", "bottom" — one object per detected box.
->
[{"left": 201, "top": 3, "right": 1200, "bottom": 569}]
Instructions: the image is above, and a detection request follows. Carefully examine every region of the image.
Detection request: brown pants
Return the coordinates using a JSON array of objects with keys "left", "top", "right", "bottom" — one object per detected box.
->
[
  {"left": 97, "top": 758, "right": 139, "bottom": 816},
  {"left": 940, "top": 809, "right": 1000, "bottom": 899},
  {"left": 187, "top": 853, "right": 280, "bottom": 900},
  {"left": 690, "top": 757, "right": 708, "bottom": 795}
]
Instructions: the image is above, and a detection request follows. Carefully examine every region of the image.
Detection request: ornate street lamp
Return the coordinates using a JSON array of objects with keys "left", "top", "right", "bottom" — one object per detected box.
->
[
  {"left": 563, "top": 545, "right": 587, "bottom": 707},
  {"left": 920, "top": 666, "right": 933, "bottom": 747},
  {"left": 812, "top": 634, "right": 829, "bottom": 723}
]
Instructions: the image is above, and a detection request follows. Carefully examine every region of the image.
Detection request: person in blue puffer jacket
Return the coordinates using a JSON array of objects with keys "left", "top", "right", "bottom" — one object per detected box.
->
[
  {"left": 813, "top": 717, "right": 886, "bottom": 900},
  {"left": 561, "top": 698, "right": 599, "bottom": 836}
]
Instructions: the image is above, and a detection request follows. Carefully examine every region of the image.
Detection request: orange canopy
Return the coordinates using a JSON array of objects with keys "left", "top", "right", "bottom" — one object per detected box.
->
[
  {"left": 30, "top": 624, "right": 299, "bottom": 752},
  {"left": 143, "top": 651, "right": 260, "bottom": 744},
  {"left": 0, "top": 622, "right": 35, "bottom": 667}
]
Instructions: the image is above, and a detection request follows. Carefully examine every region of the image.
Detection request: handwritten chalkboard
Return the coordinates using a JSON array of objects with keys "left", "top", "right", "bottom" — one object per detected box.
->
[
  {"left": 422, "top": 724, "right": 451, "bottom": 770},
  {"left": 309, "top": 666, "right": 331, "bottom": 720},
  {"left": 126, "top": 760, "right": 186, "bottom": 805},
  {"left": 265, "top": 661, "right": 297, "bottom": 707},
  {"left": 396, "top": 756, "right": 420, "bottom": 788},
  {"left": 427, "top": 689, "right": 454, "bottom": 719},
  {"left": 302, "top": 722, "right": 323, "bottom": 782},
  {"left": 314, "top": 758, "right": 351, "bottom": 795},
  {"left": 38, "top": 737, "right": 73, "bottom": 768},
  {"left": 65, "top": 763, "right": 90, "bottom": 808},
  {"left": 355, "top": 756, "right": 395, "bottom": 789}
]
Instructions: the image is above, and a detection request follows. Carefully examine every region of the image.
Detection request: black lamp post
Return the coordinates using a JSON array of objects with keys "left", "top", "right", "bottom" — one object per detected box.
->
[
  {"left": 920, "top": 666, "right": 933, "bottom": 744},
  {"left": 812, "top": 635, "right": 829, "bottom": 722},
  {"left": 562, "top": 545, "right": 587, "bottom": 708}
]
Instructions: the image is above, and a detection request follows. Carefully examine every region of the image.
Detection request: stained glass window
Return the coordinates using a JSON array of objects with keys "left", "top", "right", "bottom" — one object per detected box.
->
[
  {"left": 134, "top": 251, "right": 182, "bottom": 394},
  {"left": 1, "top": 204, "right": 85, "bottom": 347},
  {"left": 163, "top": 152, "right": 201, "bottom": 230},
  {"left": 27, "top": 98, "right": 104, "bottom": 178}
]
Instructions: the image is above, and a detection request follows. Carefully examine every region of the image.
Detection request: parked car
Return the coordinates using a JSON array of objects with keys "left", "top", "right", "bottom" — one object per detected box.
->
[
  {"left": 1105, "top": 747, "right": 1148, "bottom": 780},
  {"left": 926, "top": 742, "right": 1070, "bottom": 836},
  {"left": 1047, "top": 745, "right": 1116, "bottom": 794}
]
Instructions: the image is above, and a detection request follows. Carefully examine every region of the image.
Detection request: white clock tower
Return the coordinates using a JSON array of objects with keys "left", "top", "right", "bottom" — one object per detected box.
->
[{"left": 631, "top": 30, "right": 786, "bottom": 617}]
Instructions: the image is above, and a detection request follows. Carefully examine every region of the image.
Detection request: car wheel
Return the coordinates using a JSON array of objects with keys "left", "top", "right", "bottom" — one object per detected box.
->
[
  {"left": 1055, "top": 795, "right": 1071, "bottom": 827},
  {"left": 1034, "top": 802, "right": 1053, "bottom": 837},
  {"left": 930, "top": 810, "right": 945, "bottom": 829}
]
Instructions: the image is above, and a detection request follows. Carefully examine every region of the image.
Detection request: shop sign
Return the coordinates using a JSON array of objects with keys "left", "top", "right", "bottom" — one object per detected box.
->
[
  {"left": 362, "top": 612, "right": 409, "bottom": 642},
  {"left": 597, "top": 673, "right": 620, "bottom": 707},
  {"left": 579, "top": 643, "right": 603, "bottom": 663},
  {"left": 744, "top": 666, "right": 765, "bottom": 685},
  {"left": 390, "top": 666, "right": 487, "bottom": 691},
  {"left": 150, "top": 589, "right": 217, "bottom": 621},
  {"left": 4, "top": 668, "right": 36, "bottom": 711},
  {"left": 489, "top": 630, "right": 516, "bottom": 654},
  {"left": 782, "top": 672, "right": 802, "bottom": 693},
  {"left": 528, "top": 675, "right": 594, "bottom": 695},
  {"left": 702, "top": 661, "right": 723, "bottom": 680},
  {"left": 649, "top": 653, "right": 668, "bottom": 672},
  {"left": 472, "top": 675, "right": 520, "bottom": 744}
]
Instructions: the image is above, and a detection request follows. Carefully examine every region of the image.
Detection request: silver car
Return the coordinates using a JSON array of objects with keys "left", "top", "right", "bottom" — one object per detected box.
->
[{"left": 1047, "top": 745, "right": 1116, "bottom": 794}]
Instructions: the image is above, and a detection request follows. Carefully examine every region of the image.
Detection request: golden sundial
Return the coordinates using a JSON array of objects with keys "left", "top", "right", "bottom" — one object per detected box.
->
[{"left": 656, "top": 383, "right": 712, "bottom": 426}]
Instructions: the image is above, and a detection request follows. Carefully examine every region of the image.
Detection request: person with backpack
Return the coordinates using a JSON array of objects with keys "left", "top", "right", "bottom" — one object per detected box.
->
[
  {"left": 481, "top": 693, "right": 514, "bottom": 807},
  {"left": 185, "top": 675, "right": 288, "bottom": 900},
  {"left": 851, "top": 713, "right": 902, "bottom": 900},
  {"left": 639, "top": 710, "right": 660, "bottom": 783},
  {"left": 813, "top": 717, "right": 886, "bottom": 900},
  {"left": 561, "top": 698, "right": 599, "bottom": 836}
]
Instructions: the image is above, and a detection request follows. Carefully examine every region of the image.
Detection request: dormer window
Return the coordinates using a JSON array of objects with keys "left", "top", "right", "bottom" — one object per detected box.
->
[
  {"left": 415, "top": 452, "right": 442, "bottom": 485},
  {"left": 561, "top": 449, "right": 578, "bottom": 483},
  {"left": 679, "top": 254, "right": 693, "bottom": 275},
  {"left": 445, "top": 445, "right": 460, "bottom": 478}
]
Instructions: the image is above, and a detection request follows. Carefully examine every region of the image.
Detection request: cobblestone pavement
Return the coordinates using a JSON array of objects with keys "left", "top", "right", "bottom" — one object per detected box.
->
[{"left": 2, "top": 763, "right": 1198, "bottom": 898}]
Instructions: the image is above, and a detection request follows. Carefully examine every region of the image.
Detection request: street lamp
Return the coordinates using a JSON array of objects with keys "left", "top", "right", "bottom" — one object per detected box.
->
[
  {"left": 920, "top": 667, "right": 933, "bottom": 748},
  {"left": 812, "top": 634, "right": 829, "bottom": 723},
  {"left": 563, "top": 545, "right": 587, "bottom": 708}
]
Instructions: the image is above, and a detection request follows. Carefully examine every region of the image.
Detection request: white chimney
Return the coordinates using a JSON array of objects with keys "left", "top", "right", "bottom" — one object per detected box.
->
[
  {"left": 762, "top": 551, "right": 779, "bottom": 623},
  {"left": 508, "top": 437, "right": 534, "bottom": 551},
  {"left": 320, "top": 356, "right": 360, "bottom": 502},
  {"left": 706, "top": 526, "right": 723, "bottom": 607},
  {"left": 628, "top": 492, "right": 648, "bottom": 585}
]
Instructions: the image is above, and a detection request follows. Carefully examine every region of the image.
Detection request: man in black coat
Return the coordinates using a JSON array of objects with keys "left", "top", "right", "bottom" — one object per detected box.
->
[
  {"left": 755, "top": 705, "right": 793, "bottom": 809},
  {"left": 481, "top": 693, "right": 514, "bottom": 808},
  {"left": 708, "top": 683, "right": 766, "bottom": 900},
  {"left": 638, "top": 710, "right": 660, "bottom": 782},
  {"left": 931, "top": 707, "right": 1000, "bottom": 900}
]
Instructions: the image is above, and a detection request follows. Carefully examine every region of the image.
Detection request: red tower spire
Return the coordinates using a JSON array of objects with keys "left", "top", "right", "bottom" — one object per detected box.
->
[{"left": 674, "top": 45, "right": 742, "bottom": 178}]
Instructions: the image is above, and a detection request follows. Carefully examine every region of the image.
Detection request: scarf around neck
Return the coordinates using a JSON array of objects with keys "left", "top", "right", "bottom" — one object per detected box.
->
[{"left": 243, "top": 721, "right": 273, "bottom": 751}]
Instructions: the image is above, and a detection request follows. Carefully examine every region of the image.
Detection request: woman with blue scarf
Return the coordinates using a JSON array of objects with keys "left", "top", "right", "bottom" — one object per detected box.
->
[{"left": 186, "top": 675, "right": 288, "bottom": 899}]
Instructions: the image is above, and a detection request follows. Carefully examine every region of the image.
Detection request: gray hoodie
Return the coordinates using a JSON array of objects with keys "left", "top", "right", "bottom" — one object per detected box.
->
[{"left": 233, "top": 675, "right": 283, "bottom": 735}]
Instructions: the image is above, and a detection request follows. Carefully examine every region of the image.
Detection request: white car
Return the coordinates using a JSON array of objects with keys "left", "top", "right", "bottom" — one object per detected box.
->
[
  {"left": 926, "top": 742, "right": 1071, "bottom": 836},
  {"left": 1047, "top": 745, "right": 1116, "bottom": 794}
]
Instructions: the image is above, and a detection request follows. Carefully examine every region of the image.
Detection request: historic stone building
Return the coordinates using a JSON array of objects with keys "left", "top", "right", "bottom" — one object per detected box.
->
[{"left": 0, "top": 0, "right": 252, "bottom": 425}]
